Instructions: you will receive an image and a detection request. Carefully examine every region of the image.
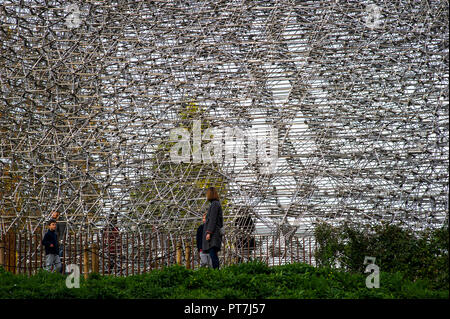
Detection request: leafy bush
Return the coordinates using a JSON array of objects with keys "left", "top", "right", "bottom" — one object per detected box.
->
[
  {"left": 0, "top": 262, "right": 447, "bottom": 299},
  {"left": 314, "top": 221, "right": 449, "bottom": 289}
]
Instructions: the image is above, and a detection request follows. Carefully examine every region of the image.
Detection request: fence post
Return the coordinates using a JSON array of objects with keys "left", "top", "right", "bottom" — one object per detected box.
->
[
  {"left": 176, "top": 242, "right": 182, "bottom": 265},
  {"left": 185, "top": 244, "right": 190, "bottom": 269},
  {"left": 0, "top": 239, "right": 4, "bottom": 269},
  {"left": 83, "top": 245, "right": 89, "bottom": 279},
  {"left": 91, "top": 243, "right": 99, "bottom": 274},
  {"left": 8, "top": 232, "right": 16, "bottom": 274}
]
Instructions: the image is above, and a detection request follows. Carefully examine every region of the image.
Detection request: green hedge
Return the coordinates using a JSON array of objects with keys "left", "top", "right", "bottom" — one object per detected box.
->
[
  {"left": 314, "top": 221, "right": 449, "bottom": 290},
  {"left": 0, "top": 262, "right": 448, "bottom": 299}
]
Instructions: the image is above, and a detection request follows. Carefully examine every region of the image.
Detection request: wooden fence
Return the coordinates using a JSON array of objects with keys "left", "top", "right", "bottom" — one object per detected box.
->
[{"left": 0, "top": 231, "right": 316, "bottom": 276}]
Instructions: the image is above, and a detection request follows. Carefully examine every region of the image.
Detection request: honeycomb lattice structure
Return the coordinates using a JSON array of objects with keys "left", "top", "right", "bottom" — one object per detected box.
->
[{"left": 0, "top": 0, "right": 448, "bottom": 236}]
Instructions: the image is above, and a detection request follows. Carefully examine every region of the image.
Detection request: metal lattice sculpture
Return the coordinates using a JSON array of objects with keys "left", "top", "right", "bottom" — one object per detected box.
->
[{"left": 0, "top": 0, "right": 448, "bottom": 236}]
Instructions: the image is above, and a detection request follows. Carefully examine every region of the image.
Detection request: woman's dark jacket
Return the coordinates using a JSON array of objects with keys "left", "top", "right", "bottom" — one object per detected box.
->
[{"left": 202, "top": 199, "right": 223, "bottom": 252}]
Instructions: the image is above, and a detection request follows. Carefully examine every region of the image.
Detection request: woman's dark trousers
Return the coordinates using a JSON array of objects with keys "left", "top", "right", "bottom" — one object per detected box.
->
[{"left": 208, "top": 247, "right": 220, "bottom": 269}]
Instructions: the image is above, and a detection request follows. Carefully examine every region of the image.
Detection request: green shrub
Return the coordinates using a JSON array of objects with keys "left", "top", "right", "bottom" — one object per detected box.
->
[
  {"left": 224, "top": 261, "right": 272, "bottom": 274},
  {"left": 0, "top": 262, "right": 447, "bottom": 299},
  {"left": 314, "top": 221, "right": 449, "bottom": 290}
]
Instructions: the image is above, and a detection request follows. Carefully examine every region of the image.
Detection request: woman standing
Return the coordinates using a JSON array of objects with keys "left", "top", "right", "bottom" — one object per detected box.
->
[{"left": 202, "top": 187, "right": 224, "bottom": 269}]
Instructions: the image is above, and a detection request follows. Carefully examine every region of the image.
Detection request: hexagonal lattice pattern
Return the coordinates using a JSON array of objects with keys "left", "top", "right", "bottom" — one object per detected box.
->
[{"left": 0, "top": 0, "right": 448, "bottom": 236}]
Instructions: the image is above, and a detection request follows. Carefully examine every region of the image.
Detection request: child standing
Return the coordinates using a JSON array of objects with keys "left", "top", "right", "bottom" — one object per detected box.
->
[
  {"left": 196, "top": 212, "right": 212, "bottom": 268},
  {"left": 42, "top": 219, "right": 62, "bottom": 273}
]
